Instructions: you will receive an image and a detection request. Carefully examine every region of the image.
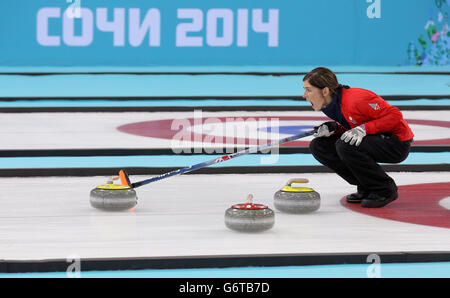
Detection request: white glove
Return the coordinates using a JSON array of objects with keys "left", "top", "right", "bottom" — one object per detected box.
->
[
  {"left": 314, "top": 121, "right": 338, "bottom": 138},
  {"left": 340, "top": 125, "right": 366, "bottom": 146}
]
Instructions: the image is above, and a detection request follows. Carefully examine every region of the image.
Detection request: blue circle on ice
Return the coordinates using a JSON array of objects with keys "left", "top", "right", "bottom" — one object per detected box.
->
[{"left": 258, "top": 125, "right": 315, "bottom": 134}]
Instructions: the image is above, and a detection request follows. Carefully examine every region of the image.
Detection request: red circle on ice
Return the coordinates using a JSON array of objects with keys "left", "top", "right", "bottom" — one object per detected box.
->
[
  {"left": 341, "top": 182, "right": 450, "bottom": 229},
  {"left": 117, "top": 116, "right": 450, "bottom": 146},
  {"left": 232, "top": 203, "right": 268, "bottom": 210}
]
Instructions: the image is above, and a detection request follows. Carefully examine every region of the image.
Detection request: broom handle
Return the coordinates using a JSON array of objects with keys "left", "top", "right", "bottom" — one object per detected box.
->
[{"left": 131, "top": 129, "right": 316, "bottom": 188}]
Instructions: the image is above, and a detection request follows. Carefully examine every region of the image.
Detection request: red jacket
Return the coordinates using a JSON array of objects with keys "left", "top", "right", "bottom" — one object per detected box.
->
[{"left": 340, "top": 88, "right": 414, "bottom": 141}]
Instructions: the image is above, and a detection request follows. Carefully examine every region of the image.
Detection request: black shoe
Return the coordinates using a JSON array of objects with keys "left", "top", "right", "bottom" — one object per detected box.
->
[
  {"left": 361, "top": 191, "right": 398, "bottom": 208},
  {"left": 346, "top": 188, "right": 370, "bottom": 203}
]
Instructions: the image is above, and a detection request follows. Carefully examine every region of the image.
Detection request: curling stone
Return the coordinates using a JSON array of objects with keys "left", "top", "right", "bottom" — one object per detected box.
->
[
  {"left": 274, "top": 178, "right": 320, "bottom": 213},
  {"left": 90, "top": 176, "right": 138, "bottom": 211},
  {"left": 225, "top": 194, "right": 275, "bottom": 232}
]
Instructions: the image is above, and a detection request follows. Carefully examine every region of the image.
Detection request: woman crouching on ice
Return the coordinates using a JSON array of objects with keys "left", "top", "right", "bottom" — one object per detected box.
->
[{"left": 303, "top": 67, "right": 414, "bottom": 208}]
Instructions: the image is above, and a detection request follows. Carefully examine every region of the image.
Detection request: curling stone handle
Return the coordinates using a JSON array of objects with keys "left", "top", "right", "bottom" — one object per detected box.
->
[
  {"left": 247, "top": 194, "right": 254, "bottom": 203},
  {"left": 286, "top": 178, "right": 309, "bottom": 186}
]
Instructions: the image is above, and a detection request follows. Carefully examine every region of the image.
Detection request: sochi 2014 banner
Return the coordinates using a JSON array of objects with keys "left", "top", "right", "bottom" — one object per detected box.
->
[{"left": 0, "top": 0, "right": 448, "bottom": 67}]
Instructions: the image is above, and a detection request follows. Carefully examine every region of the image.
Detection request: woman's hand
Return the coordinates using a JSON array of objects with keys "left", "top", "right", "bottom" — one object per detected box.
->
[
  {"left": 340, "top": 125, "right": 366, "bottom": 146},
  {"left": 314, "top": 121, "right": 339, "bottom": 138}
]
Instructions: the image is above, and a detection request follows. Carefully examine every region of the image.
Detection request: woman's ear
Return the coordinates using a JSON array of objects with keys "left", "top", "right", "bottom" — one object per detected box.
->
[{"left": 322, "top": 87, "right": 330, "bottom": 97}]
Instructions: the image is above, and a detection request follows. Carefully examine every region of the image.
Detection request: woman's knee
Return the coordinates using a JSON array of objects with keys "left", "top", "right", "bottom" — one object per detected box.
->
[
  {"left": 309, "top": 137, "right": 331, "bottom": 156},
  {"left": 335, "top": 138, "right": 357, "bottom": 159},
  {"left": 309, "top": 138, "right": 320, "bottom": 154}
]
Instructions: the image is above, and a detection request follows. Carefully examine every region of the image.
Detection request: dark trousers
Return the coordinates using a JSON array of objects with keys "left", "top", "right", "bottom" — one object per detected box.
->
[{"left": 309, "top": 134, "right": 411, "bottom": 196}]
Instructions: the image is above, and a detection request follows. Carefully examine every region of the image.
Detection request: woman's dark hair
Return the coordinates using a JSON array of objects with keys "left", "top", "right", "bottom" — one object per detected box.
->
[{"left": 303, "top": 67, "right": 350, "bottom": 94}]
